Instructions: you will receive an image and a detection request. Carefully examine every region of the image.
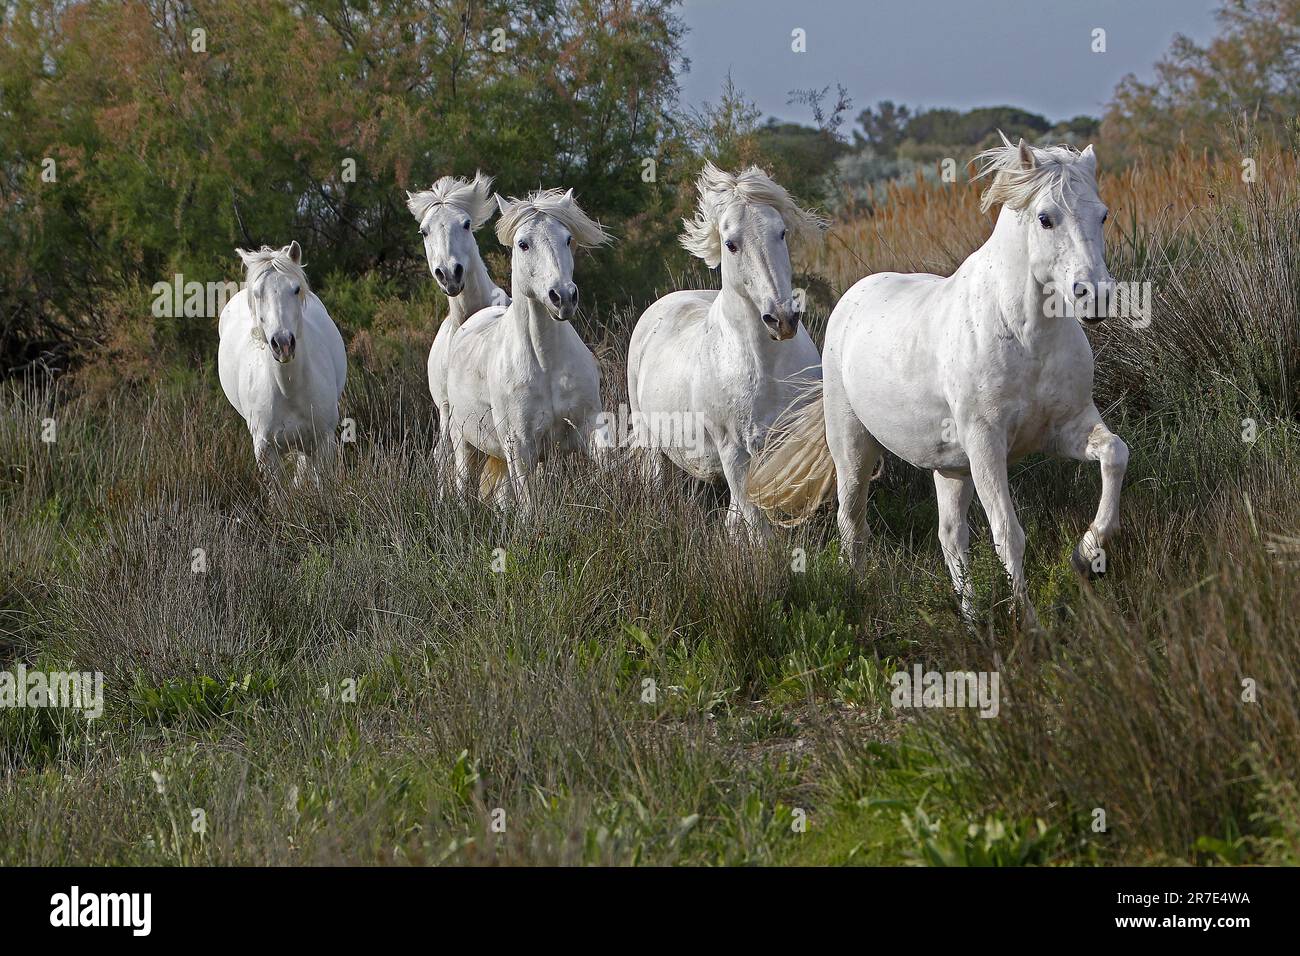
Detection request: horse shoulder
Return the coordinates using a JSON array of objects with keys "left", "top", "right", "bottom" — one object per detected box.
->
[
  {"left": 217, "top": 291, "right": 258, "bottom": 419},
  {"left": 217, "top": 288, "right": 252, "bottom": 340},
  {"left": 304, "top": 293, "right": 347, "bottom": 397}
]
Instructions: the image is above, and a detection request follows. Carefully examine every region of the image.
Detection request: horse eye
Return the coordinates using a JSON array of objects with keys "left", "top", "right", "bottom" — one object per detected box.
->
[
  {"left": 1101, "top": 211, "right": 1108, "bottom": 225},
  {"left": 780, "top": 229, "right": 787, "bottom": 241},
  {"left": 419, "top": 227, "right": 428, "bottom": 238},
  {"left": 463, "top": 220, "right": 471, "bottom": 230},
  {"left": 566, "top": 235, "right": 572, "bottom": 246},
  {"left": 725, "top": 239, "right": 738, "bottom": 253},
  {"left": 1038, "top": 213, "right": 1053, "bottom": 229},
  {"left": 293, "top": 285, "right": 301, "bottom": 295},
  {"left": 518, "top": 240, "right": 529, "bottom": 251}
]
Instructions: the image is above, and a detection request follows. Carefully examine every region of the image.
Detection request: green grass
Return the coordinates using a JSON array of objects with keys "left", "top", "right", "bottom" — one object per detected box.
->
[{"left": 0, "top": 351, "right": 1296, "bottom": 866}]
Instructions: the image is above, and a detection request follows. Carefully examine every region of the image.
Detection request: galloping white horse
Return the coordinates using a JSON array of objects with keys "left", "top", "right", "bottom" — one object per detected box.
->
[
  {"left": 627, "top": 162, "right": 826, "bottom": 534},
  {"left": 218, "top": 242, "right": 347, "bottom": 483},
  {"left": 750, "top": 139, "right": 1128, "bottom": 624},
  {"left": 406, "top": 172, "right": 509, "bottom": 462},
  {"left": 446, "top": 187, "right": 612, "bottom": 510}
]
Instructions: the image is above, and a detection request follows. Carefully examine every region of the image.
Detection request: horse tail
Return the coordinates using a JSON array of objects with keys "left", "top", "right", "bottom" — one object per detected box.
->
[
  {"left": 747, "top": 380, "right": 837, "bottom": 527},
  {"left": 479, "top": 455, "right": 509, "bottom": 500}
]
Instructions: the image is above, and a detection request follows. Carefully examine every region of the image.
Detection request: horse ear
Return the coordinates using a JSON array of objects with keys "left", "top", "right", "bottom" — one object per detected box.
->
[
  {"left": 562, "top": 187, "right": 575, "bottom": 205},
  {"left": 1017, "top": 138, "right": 1036, "bottom": 170},
  {"left": 1080, "top": 144, "right": 1097, "bottom": 170},
  {"left": 287, "top": 241, "right": 302, "bottom": 264},
  {"left": 495, "top": 194, "right": 510, "bottom": 215},
  {"left": 235, "top": 247, "right": 254, "bottom": 266}
]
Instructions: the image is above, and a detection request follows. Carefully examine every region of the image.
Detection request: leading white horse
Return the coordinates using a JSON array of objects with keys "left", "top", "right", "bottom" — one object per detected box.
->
[
  {"left": 406, "top": 172, "right": 509, "bottom": 464},
  {"left": 218, "top": 242, "right": 347, "bottom": 483},
  {"left": 750, "top": 139, "right": 1128, "bottom": 625},
  {"left": 446, "top": 187, "right": 612, "bottom": 511},
  {"left": 627, "top": 162, "right": 826, "bottom": 535}
]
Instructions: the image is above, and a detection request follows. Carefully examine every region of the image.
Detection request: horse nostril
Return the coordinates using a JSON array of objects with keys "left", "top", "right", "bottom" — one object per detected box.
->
[
  {"left": 549, "top": 289, "right": 562, "bottom": 307},
  {"left": 453, "top": 263, "right": 463, "bottom": 280},
  {"left": 1073, "top": 282, "right": 1089, "bottom": 298},
  {"left": 434, "top": 268, "right": 445, "bottom": 282},
  {"left": 762, "top": 313, "right": 777, "bottom": 327}
]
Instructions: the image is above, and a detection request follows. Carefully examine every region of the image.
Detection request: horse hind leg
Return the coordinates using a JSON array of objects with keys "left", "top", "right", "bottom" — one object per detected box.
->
[{"left": 824, "top": 376, "right": 881, "bottom": 571}]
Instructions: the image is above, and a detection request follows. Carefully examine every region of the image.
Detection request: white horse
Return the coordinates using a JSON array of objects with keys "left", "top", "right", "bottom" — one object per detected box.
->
[
  {"left": 750, "top": 139, "right": 1128, "bottom": 625},
  {"left": 406, "top": 172, "right": 509, "bottom": 463},
  {"left": 446, "top": 187, "right": 612, "bottom": 510},
  {"left": 218, "top": 242, "right": 347, "bottom": 483},
  {"left": 627, "top": 162, "right": 826, "bottom": 534}
]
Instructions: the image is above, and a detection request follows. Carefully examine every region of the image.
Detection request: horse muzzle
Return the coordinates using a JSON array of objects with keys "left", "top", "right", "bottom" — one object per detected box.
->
[
  {"left": 1071, "top": 278, "right": 1115, "bottom": 325},
  {"left": 269, "top": 330, "right": 296, "bottom": 363},
  {"left": 763, "top": 311, "right": 801, "bottom": 342},
  {"left": 547, "top": 284, "right": 578, "bottom": 322},
  {"left": 434, "top": 263, "right": 464, "bottom": 296}
]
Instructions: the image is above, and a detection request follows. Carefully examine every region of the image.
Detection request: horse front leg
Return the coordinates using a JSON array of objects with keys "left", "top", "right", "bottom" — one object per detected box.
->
[
  {"left": 450, "top": 423, "right": 484, "bottom": 500},
  {"left": 966, "top": 432, "right": 1037, "bottom": 628},
  {"left": 934, "top": 471, "right": 976, "bottom": 621},
  {"left": 307, "top": 436, "right": 339, "bottom": 488},
  {"left": 502, "top": 434, "right": 540, "bottom": 517},
  {"left": 254, "top": 436, "right": 283, "bottom": 483},
  {"left": 719, "top": 442, "right": 770, "bottom": 541},
  {"left": 1057, "top": 409, "right": 1130, "bottom": 576}
]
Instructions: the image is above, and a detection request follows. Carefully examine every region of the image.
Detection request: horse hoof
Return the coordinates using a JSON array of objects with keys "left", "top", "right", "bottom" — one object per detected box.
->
[{"left": 1071, "top": 546, "right": 1104, "bottom": 579}]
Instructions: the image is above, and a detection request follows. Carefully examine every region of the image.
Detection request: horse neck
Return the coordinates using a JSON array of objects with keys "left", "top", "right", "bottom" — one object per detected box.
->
[
  {"left": 445, "top": 249, "right": 496, "bottom": 327},
  {"left": 712, "top": 282, "right": 782, "bottom": 369},
  {"left": 960, "top": 208, "right": 1050, "bottom": 344},
  {"left": 510, "top": 294, "right": 565, "bottom": 365}
]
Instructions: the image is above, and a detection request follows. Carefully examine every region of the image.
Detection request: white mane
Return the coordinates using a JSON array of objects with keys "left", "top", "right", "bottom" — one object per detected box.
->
[
  {"left": 494, "top": 187, "right": 612, "bottom": 248},
  {"left": 974, "top": 133, "right": 1098, "bottom": 214},
  {"left": 680, "top": 162, "right": 827, "bottom": 268},
  {"left": 236, "top": 244, "right": 309, "bottom": 291},
  {"left": 406, "top": 171, "right": 497, "bottom": 230}
]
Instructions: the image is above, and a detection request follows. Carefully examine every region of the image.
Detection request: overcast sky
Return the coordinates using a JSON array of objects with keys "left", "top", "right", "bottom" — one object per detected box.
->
[{"left": 679, "top": 0, "right": 1223, "bottom": 124}]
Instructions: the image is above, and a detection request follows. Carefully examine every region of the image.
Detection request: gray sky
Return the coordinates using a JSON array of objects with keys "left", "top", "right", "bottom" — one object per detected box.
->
[{"left": 679, "top": 0, "right": 1223, "bottom": 124}]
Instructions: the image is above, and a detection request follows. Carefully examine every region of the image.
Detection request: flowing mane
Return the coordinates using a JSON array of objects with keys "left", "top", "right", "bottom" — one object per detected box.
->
[
  {"left": 236, "top": 244, "right": 309, "bottom": 292},
  {"left": 680, "top": 162, "right": 827, "bottom": 268},
  {"left": 973, "top": 133, "right": 1097, "bottom": 214},
  {"left": 494, "top": 187, "right": 611, "bottom": 248},
  {"left": 406, "top": 171, "right": 497, "bottom": 230}
]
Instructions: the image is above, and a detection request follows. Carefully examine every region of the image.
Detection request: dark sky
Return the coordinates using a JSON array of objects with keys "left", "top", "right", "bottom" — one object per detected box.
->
[{"left": 679, "top": 0, "right": 1223, "bottom": 123}]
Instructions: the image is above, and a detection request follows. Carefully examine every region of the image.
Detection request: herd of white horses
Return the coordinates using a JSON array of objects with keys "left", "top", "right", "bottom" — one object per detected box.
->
[{"left": 217, "top": 135, "right": 1128, "bottom": 624}]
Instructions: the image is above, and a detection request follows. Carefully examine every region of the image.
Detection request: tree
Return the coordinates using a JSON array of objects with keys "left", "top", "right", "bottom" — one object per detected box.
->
[
  {"left": 855, "top": 100, "right": 911, "bottom": 158},
  {"left": 0, "top": 0, "right": 688, "bottom": 371},
  {"left": 1103, "top": 0, "right": 1300, "bottom": 158}
]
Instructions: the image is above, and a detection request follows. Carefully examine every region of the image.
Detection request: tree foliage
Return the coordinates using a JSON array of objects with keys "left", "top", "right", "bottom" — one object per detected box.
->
[
  {"left": 1103, "top": 0, "right": 1300, "bottom": 159},
  {"left": 0, "top": 0, "right": 688, "bottom": 369}
]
